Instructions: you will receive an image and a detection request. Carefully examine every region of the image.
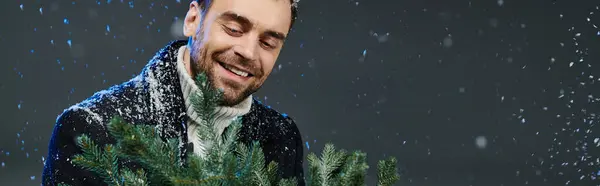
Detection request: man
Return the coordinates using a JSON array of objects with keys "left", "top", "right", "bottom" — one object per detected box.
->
[{"left": 42, "top": 0, "right": 304, "bottom": 185}]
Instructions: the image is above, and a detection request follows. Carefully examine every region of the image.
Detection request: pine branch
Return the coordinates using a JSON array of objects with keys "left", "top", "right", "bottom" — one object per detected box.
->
[
  {"left": 64, "top": 72, "right": 401, "bottom": 186},
  {"left": 184, "top": 154, "right": 207, "bottom": 181},
  {"left": 306, "top": 143, "right": 400, "bottom": 186},
  {"left": 190, "top": 74, "right": 222, "bottom": 142},
  {"left": 339, "top": 151, "right": 369, "bottom": 186},
  {"left": 170, "top": 73, "right": 241, "bottom": 186},
  {"left": 236, "top": 141, "right": 263, "bottom": 185},
  {"left": 376, "top": 157, "right": 399, "bottom": 186},
  {"left": 220, "top": 151, "right": 238, "bottom": 185},
  {"left": 248, "top": 141, "right": 268, "bottom": 185},
  {"left": 266, "top": 161, "right": 280, "bottom": 186},
  {"left": 107, "top": 117, "right": 176, "bottom": 185},
  {"left": 319, "top": 143, "right": 347, "bottom": 185},
  {"left": 71, "top": 135, "right": 123, "bottom": 186},
  {"left": 307, "top": 153, "right": 322, "bottom": 185},
  {"left": 278, "top": 177, "right": 298, "bottom": 186},
  {"left": 172, "top": 175, "right": 230, "bottom": 185},
  {"left": 234, "top": 143, "right": 250, "bottom": 168},
  {"left": 219, "top": 120, "right": 243, "bottom": 185},
  {"left": 103, "top": 144, "right": 122, "bottom": 185},
  {"left": 120, "top": 168, "right": 148, "bottom": 186}
]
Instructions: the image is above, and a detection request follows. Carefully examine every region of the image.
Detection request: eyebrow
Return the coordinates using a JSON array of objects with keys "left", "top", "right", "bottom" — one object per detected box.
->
[
  {"left": 264, "top": 30, "right": 286, "bottom": 41},
  {"left": 218, "top": 11, "right": 287, "bottom": 41}
]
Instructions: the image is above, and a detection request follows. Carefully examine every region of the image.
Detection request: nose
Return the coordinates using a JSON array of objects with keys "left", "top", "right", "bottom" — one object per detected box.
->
[{"left": 232, "top": 37, "right": 258, "bottom": 62}]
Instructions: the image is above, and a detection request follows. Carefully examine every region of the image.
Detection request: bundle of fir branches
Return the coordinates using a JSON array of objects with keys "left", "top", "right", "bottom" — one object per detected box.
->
[{"left": 60, "top": 73, "right": 400, "bottom": 186}]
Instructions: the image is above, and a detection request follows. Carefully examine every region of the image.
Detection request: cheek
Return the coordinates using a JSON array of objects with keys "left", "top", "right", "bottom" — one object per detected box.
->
[
  {"left": 206, "top": 22, "right": 231, "bottom": 46},
  {"left": 260, "top": 57, "right": 277, "bottom": 76}
]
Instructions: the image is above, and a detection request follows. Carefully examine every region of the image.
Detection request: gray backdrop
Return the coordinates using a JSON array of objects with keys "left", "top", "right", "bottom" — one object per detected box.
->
[{"left": 1, "top": 0, "right": 600, "bottom": 185}]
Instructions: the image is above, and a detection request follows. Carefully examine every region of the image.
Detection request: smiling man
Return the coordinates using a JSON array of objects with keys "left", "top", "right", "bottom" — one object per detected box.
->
[{"left": 42, "top": 0, "right": 304, "bottom": 185}]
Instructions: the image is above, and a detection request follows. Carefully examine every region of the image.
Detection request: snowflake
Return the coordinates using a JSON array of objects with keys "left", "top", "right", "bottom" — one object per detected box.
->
[{"left": 291, "top": 0, "right": 300, "bottom": 8}]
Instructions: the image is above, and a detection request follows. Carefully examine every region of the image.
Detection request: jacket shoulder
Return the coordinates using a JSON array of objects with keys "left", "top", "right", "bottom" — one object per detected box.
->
[
  {"left": 43, "top": 78, "right": 146, "bottom": 184},
  {"left": 51, "top": 105, "right": 114, "bottom": 146},
  {"left": 43, "top": 99, "right": 121, "bottom": 185},
  {"left": 64, "top": 75, "right": 148, "bottom": 126}
]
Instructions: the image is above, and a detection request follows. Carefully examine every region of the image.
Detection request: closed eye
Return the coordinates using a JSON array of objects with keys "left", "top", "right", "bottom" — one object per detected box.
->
[
  {"left": 260, "top": 40, "right": 275, "bottom": 49},
  {"left": 223, "top": 25, "right": 243, "bottom": 36}
]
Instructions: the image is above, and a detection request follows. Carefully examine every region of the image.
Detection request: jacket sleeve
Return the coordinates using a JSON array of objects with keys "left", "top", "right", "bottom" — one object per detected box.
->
[
  {"left": 292, "top": 124, "right": 305, "bottom": 186},
  {"left": 281, "top": 118, "right": 305, "bottom": 186},
  {"left": 42, "top": 109, "right": 109, "bottom": 186}
]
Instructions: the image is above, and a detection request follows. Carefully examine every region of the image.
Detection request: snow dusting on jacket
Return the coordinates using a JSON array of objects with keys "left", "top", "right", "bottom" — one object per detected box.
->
[{"left": 42, "top": 40, "right": 305, "bottom": 186}]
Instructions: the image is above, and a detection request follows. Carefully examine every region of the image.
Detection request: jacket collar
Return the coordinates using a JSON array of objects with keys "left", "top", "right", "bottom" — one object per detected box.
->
[
  {"left": 140, "top": 40, "right": 188, "bottom": 138},
  {"left": 138, "top": 40, "right": 192, "bottom": 163}
]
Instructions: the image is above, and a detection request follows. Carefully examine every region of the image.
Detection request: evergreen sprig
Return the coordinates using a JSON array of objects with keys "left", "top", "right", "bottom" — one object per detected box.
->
[
  {"left": 63, "top": 73, "right": 400, "bottom": 186},
  {"left": 305, "top": 144, "right": 399, "bottom": 186}
]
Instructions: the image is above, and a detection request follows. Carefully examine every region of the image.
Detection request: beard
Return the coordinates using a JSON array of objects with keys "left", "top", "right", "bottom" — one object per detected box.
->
[{"left": 188, "top": 31, "right": 264, "bottom": 106}]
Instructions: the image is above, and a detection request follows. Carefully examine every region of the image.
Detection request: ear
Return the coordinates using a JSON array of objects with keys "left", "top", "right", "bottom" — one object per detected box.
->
[{"left": 183, "top": 1, "right": 202, "bottom": 38}]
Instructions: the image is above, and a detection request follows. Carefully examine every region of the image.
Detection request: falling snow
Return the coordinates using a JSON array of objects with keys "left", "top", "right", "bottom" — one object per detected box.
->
[
  {"left": 3, "top": 1, "right": 600, "bottom": 185},
  {"left": 475, "top": 136, "right": 488, "bottom": 149}
]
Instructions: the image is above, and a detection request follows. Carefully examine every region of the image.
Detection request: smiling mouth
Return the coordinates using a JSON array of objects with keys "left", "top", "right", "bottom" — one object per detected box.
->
[{"left": 217, "top": 61, "right": 254, "bottom": 78}]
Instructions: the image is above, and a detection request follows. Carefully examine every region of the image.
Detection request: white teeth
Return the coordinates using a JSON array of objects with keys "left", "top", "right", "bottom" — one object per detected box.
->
[
  {"left": 223, "top": 64, "right": 249, "bottom": 77},
  {"left": 230, "top": 68, "right": 249, "bottom": 77}
]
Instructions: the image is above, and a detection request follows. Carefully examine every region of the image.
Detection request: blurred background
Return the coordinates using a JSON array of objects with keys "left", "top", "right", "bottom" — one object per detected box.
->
[{"left": 1, "top": 0, "right": 600, "bottom": 185}]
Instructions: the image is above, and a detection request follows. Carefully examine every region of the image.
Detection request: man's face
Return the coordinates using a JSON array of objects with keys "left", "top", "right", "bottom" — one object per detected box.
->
[{"left": 183, "top": 0, "right": 292, "bottom": 106}]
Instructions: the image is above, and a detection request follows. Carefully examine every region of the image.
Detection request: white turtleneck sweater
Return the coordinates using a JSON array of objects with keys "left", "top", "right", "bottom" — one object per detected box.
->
[{"left": 175, "top": 45, "right": 253, "bottom": 157}]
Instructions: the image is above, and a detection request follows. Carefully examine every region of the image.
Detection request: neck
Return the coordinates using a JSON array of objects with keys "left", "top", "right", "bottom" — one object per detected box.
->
[{"left": 183, "top": 44, "right": 194, "bottom": 77}]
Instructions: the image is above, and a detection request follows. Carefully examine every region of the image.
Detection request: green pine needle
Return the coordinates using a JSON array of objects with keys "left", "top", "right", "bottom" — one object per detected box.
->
[
  {"left": 64, "top": 72, "right": 400, "bottom": 186},
  {"left": 339, "top": 151, "right": 369, "bottom": 186},
  {"left": 376, "top": 157, "right": 400, "bottom": 186},
  {"left": 121, "top": 168, "right": 148, "bottom": 186},
  {"left": 306, "top": 143, "right": 400, "bottom": 186}
]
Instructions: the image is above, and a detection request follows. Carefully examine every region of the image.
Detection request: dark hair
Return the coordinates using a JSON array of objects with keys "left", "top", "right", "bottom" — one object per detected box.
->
[{"left": 194, "top": 0, "right": 298, "bottom": 32}]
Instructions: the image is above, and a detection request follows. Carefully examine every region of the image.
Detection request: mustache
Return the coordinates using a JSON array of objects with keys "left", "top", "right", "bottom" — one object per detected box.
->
[{"left": 212, "top": 51, "right": 262, "bottom": 76}]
